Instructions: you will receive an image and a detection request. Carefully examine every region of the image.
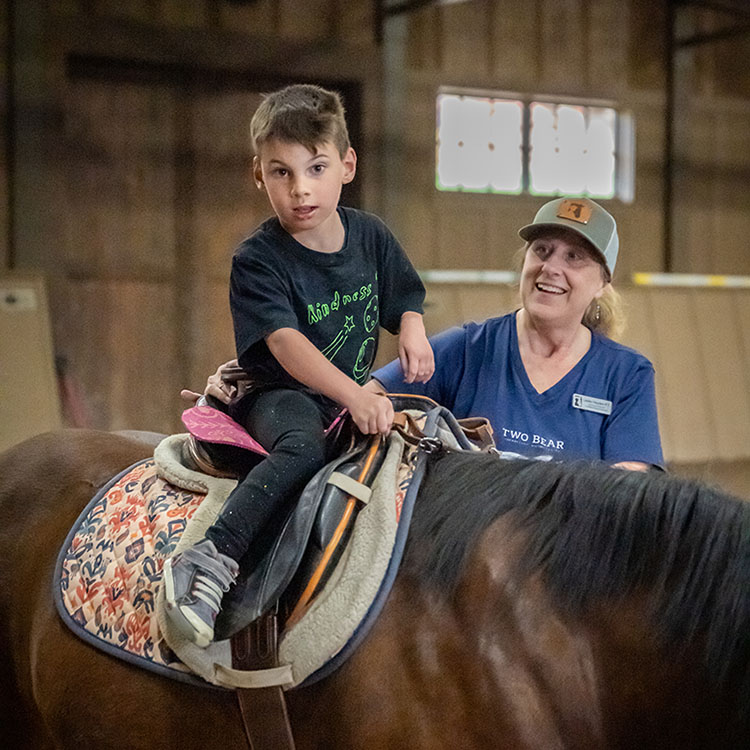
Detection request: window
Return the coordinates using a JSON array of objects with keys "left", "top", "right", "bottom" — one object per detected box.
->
[{"left": 436, "top": 89, "right": 634, "bottom": 201}]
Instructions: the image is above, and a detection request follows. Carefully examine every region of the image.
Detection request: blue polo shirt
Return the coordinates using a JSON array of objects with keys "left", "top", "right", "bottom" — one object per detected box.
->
[{"left": 373, "top": 312, "right": 663, "bottom": 465}]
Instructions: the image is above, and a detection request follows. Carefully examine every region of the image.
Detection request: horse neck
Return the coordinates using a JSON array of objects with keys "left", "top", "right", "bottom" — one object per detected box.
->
[{"left": 449, "top": 519, "right": 740, "bottom": 749}]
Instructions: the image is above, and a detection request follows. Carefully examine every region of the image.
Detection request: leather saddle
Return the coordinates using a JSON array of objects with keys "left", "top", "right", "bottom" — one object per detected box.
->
[{"left": 181, "top": 393, "right": 457, "bottom": 640}]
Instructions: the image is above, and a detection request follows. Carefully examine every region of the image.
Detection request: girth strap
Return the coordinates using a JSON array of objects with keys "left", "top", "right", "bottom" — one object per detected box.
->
[{"left": 231, "top": 612, "right": 295, "bottom": 750}]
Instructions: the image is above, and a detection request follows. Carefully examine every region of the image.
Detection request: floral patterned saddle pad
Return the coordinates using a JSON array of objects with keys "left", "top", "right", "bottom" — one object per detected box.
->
[{"left": 54, "top": 458, "right": 209, "bottom": 684}]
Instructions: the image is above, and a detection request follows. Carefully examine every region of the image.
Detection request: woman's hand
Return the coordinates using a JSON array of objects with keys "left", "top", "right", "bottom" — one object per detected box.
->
[
  {"left": 613, "top": 461, "right": 650, "bottom": 472},
  {"left": 398, "top": 312, "right": 435, "bottom": 384},
  {"left": 180, "top": 359, "right": 239, "bottom": 406}
]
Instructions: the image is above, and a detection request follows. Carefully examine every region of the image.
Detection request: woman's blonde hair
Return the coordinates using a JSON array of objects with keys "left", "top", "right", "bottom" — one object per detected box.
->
[
  {"left": 514, "top": 244, "right": 627, "bottom": 339},
  {"left": 584, "top": 283, "right": 625, "bottom": 339}
]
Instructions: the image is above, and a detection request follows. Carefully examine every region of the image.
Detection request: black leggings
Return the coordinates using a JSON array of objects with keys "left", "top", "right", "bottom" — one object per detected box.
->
[{"left": 205, "top": 388, "right": 333, "bottom": 562}]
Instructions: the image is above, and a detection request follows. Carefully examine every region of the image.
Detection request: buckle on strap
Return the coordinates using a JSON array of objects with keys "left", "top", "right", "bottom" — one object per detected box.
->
[{"left": 418, "top": 436, "right": 443, "bottom": 454}]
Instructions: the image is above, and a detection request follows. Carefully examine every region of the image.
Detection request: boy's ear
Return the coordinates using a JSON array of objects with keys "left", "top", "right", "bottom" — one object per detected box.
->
[
  {"left": 342, "top": 147, "right": 357, "bottom": 185},
  {"left": 252, "top": 156, "right": 265, "bottom": 190}
]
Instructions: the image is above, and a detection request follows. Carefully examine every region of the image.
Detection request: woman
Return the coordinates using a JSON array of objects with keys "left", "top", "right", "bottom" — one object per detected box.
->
[
  {"left": 370, "top": 197, "right": 662, "bottom": 470},
  {"left": 191, "top": 198, "right": 662, "bottom": 470}
]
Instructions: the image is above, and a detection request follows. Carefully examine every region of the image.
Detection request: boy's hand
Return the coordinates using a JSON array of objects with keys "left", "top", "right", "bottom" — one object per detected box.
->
[
  {"left": 346, "top": 389, "right": 394, "bottom": 435},
  {"left": 398, "top": 312, "right": 435, "bottom": 384}
]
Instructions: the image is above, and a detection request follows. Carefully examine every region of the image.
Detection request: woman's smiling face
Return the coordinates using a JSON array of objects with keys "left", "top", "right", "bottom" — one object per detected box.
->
[{"left": 520, "top": 229, "right": 608, "bottom": 328}]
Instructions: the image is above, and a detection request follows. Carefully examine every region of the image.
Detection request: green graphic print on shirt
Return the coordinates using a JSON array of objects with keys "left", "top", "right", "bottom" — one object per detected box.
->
[{"left": 309, "top": 285, "right": 379, "bottom": 384}]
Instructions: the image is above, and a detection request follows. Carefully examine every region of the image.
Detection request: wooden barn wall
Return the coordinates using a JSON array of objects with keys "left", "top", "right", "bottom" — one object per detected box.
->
[
  {"left": 0, "top": 1, "right": 8, "bottom": 271},
  {"left": 384, "top": 0, "right": 750, "bottom": 278},
  {"left": 4, "top": 0, "right": 380, "bottom": 434}
]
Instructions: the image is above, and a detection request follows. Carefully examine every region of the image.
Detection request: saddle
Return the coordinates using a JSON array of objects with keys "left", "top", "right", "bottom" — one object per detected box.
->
[{"left": 179, "top": 393, "right": 494, "bottom": 641}]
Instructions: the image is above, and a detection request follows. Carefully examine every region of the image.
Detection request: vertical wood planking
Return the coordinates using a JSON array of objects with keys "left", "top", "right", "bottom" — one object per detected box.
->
[
  {"left": 681, "top": 108, "right": 718, "bottom": 273},
  {"left": 63, "top": 79, "right": 177, "bottom": 279},
  {"left": 91, "top": 0, "right": 155, "bottom": 23},
  {"left": 440, "top": 2, "right": 491, "bottom": 81},
  {"left": 108, "top": 281, "right": 179, "bottom": 432},
  {"left": 423, "top": 283, "right": 461, "bottom": 335},
  {"left": 539, "top": 0, "right": 588, "bottom": 91},
  {"left": 691, "top": 289, "right": 750, "bottom": 459},
  {"left": 0, "top": 0, "right": 8, "bottom": 270},
  {"left": 734, "top": 291, "right": 750, "bottom": 403},
  {"left": 159, "top": 0, "right": 207, "bottom": 28},
  {"left": 619, "top": 287, "right": 672, "bottom": 458},
  {"left": 713, "top": 109, "right": 750, "bottom": 275},
  {"left": 189, "top": 89, "right": 267, "bottom": 386},
  {"left": 435, "top": 193, "right": 495, "bottom": 269},
  {"left": 59, "top": 279, "right": 178, "bottom": 432},
  {"left": 405, "top": 7, "right": 441, "bottom": 72},
  {"left": 398, "top": 79, "right": 438, "bottom": 270},
  {"left": 488, "top": 1, "right": 541, "bottom": 90},
  {"left": 456, "top": 283, "right": 516, "bottom": 324},
  {"left": 589, "top": 0, "right": 628, "bottom": 93},
  {"left": 277, "top": 0, "right": 334, "bottom": 40},
  {"left": 336, "top": 0, "right": 376, "bottom": 46},
  {"left": 644, "top": 288, "right": 715, "bottom": 461},
  {"left": 627, "top": 0, "right": 665, "bottom": 90},
  {"left": 218, "top": 0, "right": 278, "bottom": 34}
]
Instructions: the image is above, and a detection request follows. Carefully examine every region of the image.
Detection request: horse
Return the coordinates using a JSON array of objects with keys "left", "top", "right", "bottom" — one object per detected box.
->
[{"left": 1, "top": 428, "right": 749, "bottom": 749}]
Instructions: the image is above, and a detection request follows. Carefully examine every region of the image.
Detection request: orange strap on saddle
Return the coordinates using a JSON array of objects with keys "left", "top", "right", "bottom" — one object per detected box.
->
[{"left": 285, "top": 434, "right": 383, "bottom": 628}]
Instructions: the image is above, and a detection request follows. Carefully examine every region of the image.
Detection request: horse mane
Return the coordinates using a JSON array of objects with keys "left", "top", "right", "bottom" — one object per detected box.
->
[{"left": 405, "top": 451, "right": 750, "bottom": 708}]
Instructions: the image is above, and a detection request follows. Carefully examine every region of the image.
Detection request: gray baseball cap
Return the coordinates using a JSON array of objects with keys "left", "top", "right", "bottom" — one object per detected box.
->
[{"left": 518, "top": 197, "right": 619, "bottom": 280}]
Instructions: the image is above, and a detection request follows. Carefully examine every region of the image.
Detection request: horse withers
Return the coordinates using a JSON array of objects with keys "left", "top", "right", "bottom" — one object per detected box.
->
[{"left": 1, "top": 428, "right": 749, "bottom": 749}]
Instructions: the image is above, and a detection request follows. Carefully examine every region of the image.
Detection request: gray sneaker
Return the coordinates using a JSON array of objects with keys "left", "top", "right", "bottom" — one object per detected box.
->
[{"left": 162, "top": 539, "right": 239, "bottom": 648}]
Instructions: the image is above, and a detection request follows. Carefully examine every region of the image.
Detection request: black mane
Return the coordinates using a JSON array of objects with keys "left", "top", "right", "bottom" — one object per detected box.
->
[{"left": 405, "top": 451, "right": 750, "bottom": 709}]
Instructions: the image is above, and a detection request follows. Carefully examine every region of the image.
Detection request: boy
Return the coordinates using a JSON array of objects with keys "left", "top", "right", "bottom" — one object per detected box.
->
[{"left": 163, "top": 84, "right": 433, "bottom": 647}]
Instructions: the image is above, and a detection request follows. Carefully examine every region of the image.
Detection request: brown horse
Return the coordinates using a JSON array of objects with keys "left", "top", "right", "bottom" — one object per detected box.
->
[{"left": 1, "top": 428, "right": 749, "bottom": 749}]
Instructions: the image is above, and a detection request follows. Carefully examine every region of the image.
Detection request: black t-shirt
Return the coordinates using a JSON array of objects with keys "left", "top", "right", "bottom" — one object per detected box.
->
[{"left": 230, "top": 207, "right": 425, "bottom": 389}]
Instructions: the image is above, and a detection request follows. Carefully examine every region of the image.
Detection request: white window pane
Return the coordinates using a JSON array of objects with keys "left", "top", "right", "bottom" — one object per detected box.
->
[
  {"left": 556, "top": 106, "right": 587, "bottom": 194},
  {"left": 584, "top": 108, "right": 616, "bottom": 197},
  {"left": 436, "top": 94, "right": 465, "bottom": 188},
  {"left": 437, "top": 90, "right": 631, "bottom": 200},
  {"left": 529, "top": 103, "right": 559, "bottom": 194},
  {"left": 488, "top": 100, "right": 523, "bottom": 192},
  {"left": 437, "top": 93, "right": 523, "bottom": 193}
]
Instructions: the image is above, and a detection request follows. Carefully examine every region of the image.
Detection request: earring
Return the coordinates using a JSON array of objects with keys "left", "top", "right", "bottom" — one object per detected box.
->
[{"left": 596, "top": 304, "right": 601, "bottom": 322}]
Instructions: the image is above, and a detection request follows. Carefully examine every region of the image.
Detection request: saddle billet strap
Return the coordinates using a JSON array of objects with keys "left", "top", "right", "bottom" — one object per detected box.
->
[
  {"left": 391, "top": 412, "right": 425, "bottom": 445},
  {"left": 231, "top": 610, "right": 296, "bottom": 750}
]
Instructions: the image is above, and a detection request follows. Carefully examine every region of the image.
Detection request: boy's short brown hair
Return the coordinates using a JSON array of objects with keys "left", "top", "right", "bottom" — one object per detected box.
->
[{"left": 250, "top": 84, "right": 351, "bottom": 158}]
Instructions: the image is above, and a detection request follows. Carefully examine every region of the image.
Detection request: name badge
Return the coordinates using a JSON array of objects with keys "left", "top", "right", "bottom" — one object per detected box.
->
[{"left": 572, "top": 393, "right": 612, "bottom": 415}]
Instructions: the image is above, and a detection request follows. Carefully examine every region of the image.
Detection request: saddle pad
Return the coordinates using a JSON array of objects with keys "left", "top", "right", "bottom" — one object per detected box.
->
[
  {"left": 54, "top": 459, "right": 209, "bottom": 683},
  {"left": 53, "top": 432, "right": 414, "bottom": 690},
  {"left": 56, "top": 412, "right": 459, "bottom": 691}
]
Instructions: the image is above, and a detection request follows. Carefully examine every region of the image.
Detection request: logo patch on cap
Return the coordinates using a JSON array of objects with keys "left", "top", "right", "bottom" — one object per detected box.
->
[{"left": 557, "top": 199, "right": 592, "bottom": 224}]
